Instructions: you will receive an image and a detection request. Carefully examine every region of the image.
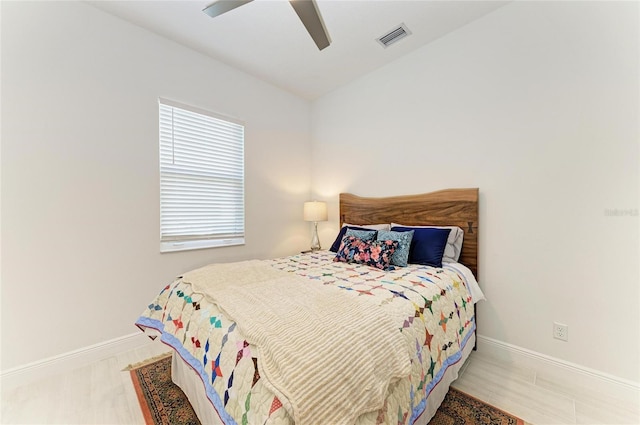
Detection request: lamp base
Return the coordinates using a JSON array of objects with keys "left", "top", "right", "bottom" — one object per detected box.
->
[{"left": 310, "top": 221, "right": 321, "bottom": 251}]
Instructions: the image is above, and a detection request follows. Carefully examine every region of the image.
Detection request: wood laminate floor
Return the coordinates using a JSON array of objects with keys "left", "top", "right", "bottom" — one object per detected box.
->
[{"left": 1, "top": 341, "right": 638, "bottom": 424}]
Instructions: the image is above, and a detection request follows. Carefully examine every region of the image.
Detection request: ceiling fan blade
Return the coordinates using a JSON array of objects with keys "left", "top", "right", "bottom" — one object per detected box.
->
[
  {"left": 289, "top": 0, "right": 331, "bottom": 51},
  {"left": 203, "top": 0, "right": 254, "bottom": 19}
]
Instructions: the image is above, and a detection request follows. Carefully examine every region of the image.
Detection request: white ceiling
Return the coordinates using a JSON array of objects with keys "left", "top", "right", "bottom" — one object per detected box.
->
[{"left": 87, "top": 0, "right": 509, "bottom": 100}]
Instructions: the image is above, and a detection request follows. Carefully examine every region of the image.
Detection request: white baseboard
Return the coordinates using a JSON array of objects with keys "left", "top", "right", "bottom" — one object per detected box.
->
[
  {"left": 3, "top": 331, "right": 638, "bottom": 406},
  {"left": 0, "top": 332, "right": 152, "bottom": 391},
  {"left": 476, "top": 334, "right": 640, "bottom": 404}
]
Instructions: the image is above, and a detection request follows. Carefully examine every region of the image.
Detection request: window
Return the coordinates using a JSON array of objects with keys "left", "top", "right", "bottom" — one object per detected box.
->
[{"left": 159, "top": 99, "right": 245, "bottom": 252}]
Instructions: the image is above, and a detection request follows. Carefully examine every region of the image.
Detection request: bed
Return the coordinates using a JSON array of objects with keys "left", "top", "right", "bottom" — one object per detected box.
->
[{"left": 136, "top": 188, "right": 483, "bottom": 425}]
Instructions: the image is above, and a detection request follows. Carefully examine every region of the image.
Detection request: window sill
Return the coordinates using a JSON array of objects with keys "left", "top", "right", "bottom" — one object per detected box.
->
[{"left": 160, "top": 238, "right": 245, "bottom": 253}]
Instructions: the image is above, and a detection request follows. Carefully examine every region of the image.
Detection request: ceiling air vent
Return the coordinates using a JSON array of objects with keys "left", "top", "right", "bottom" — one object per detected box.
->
[{"left": 376, "top": 23, "right": 412, "bottom": 48}]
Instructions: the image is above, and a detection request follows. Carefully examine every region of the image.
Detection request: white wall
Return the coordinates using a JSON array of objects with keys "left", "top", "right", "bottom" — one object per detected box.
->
[
  {"left": 1, "top": 1, "right": 311, "bottom": 370},
  {"left": 311, "top": 1, "right": 639, "bottom": 382}
]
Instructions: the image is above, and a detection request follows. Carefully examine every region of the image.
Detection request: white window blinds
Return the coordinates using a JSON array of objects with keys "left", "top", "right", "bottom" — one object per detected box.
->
[{"left": 159, "top": 99, "right": 245, "bottom": 252}]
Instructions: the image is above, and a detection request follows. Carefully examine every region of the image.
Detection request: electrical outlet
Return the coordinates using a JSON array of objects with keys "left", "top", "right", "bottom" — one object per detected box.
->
[{"left": 553, "top": 322, "right": 568, "bottom": 341}]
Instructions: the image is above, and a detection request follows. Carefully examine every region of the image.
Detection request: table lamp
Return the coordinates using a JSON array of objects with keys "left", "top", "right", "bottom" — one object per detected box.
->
[{"left": 303, "top": 201, "right": 327, "bottom": 251}]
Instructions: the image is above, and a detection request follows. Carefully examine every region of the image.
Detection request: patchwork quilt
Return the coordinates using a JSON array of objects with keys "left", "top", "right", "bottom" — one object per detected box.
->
[{"left": 136, "top": 251, "right": 476, "bottom": 425}]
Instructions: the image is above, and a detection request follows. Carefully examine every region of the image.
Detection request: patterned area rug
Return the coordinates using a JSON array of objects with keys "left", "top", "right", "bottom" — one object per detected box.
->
[{"left": 128, "top": 355, "right": 525, "bottom": 425}]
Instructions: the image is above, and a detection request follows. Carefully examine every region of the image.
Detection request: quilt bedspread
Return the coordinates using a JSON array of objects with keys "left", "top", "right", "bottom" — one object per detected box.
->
[{"left": 136, "top": 251, "right": 476, "bottom": 425}]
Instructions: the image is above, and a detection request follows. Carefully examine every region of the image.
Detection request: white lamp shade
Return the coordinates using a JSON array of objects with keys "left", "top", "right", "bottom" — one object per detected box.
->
[{"left": 303, "top": 201, "right": 328, "bottom": 222}]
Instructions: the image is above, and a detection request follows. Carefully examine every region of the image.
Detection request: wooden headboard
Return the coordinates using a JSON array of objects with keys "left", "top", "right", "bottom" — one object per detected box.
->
[{"left": 339, "top": 188, "right": 479, "bottom": 278}]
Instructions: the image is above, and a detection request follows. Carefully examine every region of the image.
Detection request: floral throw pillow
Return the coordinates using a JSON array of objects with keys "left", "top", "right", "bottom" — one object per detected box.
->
[{"left": 333, "top": 236, "right": 399, "bottom": 271}]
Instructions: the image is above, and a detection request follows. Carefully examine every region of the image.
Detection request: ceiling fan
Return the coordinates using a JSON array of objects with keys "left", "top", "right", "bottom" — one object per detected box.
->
[{"left": 203, "top": 0, "right": 331, "bottom": 50}]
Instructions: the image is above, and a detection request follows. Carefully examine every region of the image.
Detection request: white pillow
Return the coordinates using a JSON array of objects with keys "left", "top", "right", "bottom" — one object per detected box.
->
[
  {"left": 391, "top": 223, "right": 463, "bottom": 263},
  {"left": 342, "top": 223, "right": 391, "bottom": 231}
]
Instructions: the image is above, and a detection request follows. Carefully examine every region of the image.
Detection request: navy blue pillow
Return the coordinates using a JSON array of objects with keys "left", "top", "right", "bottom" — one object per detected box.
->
[
  {"left": 329, "top": 226, "right": 378, "bottom": 252},
  {"left": 390, "top": 226, "right": 451, "bottom": 267}
]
